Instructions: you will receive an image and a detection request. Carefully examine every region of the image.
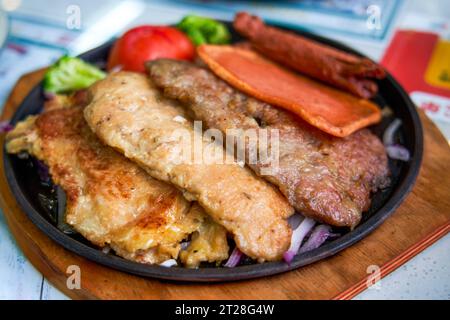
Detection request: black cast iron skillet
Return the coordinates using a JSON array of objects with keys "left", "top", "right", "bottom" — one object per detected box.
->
[{"left": 3, "top": 22, "right": 423, "bottom": 282}]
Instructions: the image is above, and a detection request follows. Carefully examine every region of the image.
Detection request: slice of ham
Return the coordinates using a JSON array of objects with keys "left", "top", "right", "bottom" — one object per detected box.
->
[
  {"left": 233, "top": 12, "right": 386, "bottom": 99},
  {"left": 197, "top": 45, "right": 381, "bottom": 137}
]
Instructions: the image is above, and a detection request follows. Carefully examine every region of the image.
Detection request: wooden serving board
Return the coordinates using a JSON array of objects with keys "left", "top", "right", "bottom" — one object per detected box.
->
[{"left": 0, "top": 70, "right": 449, "bottom": 300}]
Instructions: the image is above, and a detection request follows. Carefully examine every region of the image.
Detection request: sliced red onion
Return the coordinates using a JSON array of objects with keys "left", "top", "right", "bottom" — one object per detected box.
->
[
  {"left": 385, "top": 144, "right": 410, "bottom": 161},
  {"left": 383, "top": 118, "right": 402, "bottom": 146},
  {"left": 328, "top": 232, "right": 341, "bottom": 239},
  {"left": 224, "top": 247, "right": 243, "bottom": 268},
  {"left": 288, "top": 213, "right": 302, "bottom": 229},
  {"left": 0, "top": 121, "right": 13, "bottom": 133},
  {"left": 283, "top": 217, "right": 315, "bottom": 264},
  {"left": 34, "top": 159, "right": 50, "bottom": 182},
  {"left": 283, "top": 250, "right": 296, "bottom": 264},
  {"left": 383, "top": 118, "right": 410, "bottom": 161},
  {"left": 160, "top": 259, "right": 177, "bottom": 267},
  {"left": 180, "top": 241, "right": 191, "bottom": 250},
  {"left": 299, "top": 224, "right": 333, "bottom": 253},
  {"left": 43, "top": 91, "right": 56, "bottom": 100}
]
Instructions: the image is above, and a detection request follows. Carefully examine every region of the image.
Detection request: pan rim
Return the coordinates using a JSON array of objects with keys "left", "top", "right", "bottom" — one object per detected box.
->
[{"left": 3, "top": 24, "right": 423, "bottom": 282}]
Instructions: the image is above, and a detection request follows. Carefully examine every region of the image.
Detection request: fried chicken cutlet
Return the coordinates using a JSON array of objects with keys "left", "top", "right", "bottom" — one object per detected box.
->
[
  {"left": 83, "top": 72, "right": 294, "bottom": 262},
  {"left": 6, "top": 105, "right": 228, "bottom": 267}
]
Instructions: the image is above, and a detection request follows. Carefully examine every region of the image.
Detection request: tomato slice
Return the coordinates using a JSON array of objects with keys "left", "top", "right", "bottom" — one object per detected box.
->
[{"left": 107, "top": 26, "right": 195, "bottom": 73}]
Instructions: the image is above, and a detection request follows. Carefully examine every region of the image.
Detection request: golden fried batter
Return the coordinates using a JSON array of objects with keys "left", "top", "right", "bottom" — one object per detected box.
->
[{"left": 6, "top": 106, "right": 228, "bottom": 266}]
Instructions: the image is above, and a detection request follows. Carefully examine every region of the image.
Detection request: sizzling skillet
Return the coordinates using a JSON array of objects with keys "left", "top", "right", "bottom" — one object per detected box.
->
[{"left": 3, "top": 22, "right": 423, "bottom": 282}]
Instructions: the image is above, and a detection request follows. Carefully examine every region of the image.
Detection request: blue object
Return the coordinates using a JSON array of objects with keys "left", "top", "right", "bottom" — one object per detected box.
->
[{"left": 0, "top": 10, "right": 10, "bottom": 55}]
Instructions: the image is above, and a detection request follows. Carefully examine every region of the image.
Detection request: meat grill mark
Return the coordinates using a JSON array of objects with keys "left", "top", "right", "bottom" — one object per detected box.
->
[{"left": 147, "top": 59, "right": 390, "bottom": 228}]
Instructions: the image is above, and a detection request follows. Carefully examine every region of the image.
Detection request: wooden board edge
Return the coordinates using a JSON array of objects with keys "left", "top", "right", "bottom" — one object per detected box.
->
[
  {"left": 0, "top": 137, "right": 95, "bottom": 299},
  {"left": 1, "top": 69, "right": 449, "bottom": 300},
  {"left": 333, "top": 221, "right": 450, "bottom": 300}
]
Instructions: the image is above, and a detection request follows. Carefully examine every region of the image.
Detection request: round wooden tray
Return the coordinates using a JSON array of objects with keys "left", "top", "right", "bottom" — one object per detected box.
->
[{"left": 1, "top": 70, "right": 449, "bottom": 300}]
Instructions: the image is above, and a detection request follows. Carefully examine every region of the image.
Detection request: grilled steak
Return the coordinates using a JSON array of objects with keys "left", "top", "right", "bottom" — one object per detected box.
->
[
  {"left": 83, "top": 72, "right": 294, "bottom": 261},
  {"left": 147, "top": 59, "right": 390, "bottom": 228}
]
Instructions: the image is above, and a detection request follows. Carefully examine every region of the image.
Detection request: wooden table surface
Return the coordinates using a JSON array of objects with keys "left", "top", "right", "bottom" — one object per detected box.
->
[{"left": 0, "top": 70, "right": 449, "bottom": 300}]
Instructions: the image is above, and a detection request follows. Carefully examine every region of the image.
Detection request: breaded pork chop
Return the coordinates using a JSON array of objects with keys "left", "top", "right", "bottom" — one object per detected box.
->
[
  {"left": 147, "top": 59, "right": 390, "bottom": 228},
  {"left": 84, "top": 72, "right": 294, "bottom": 262},
  {"left": 6, "top": 106, "right": 228, "bottom": 266}
]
